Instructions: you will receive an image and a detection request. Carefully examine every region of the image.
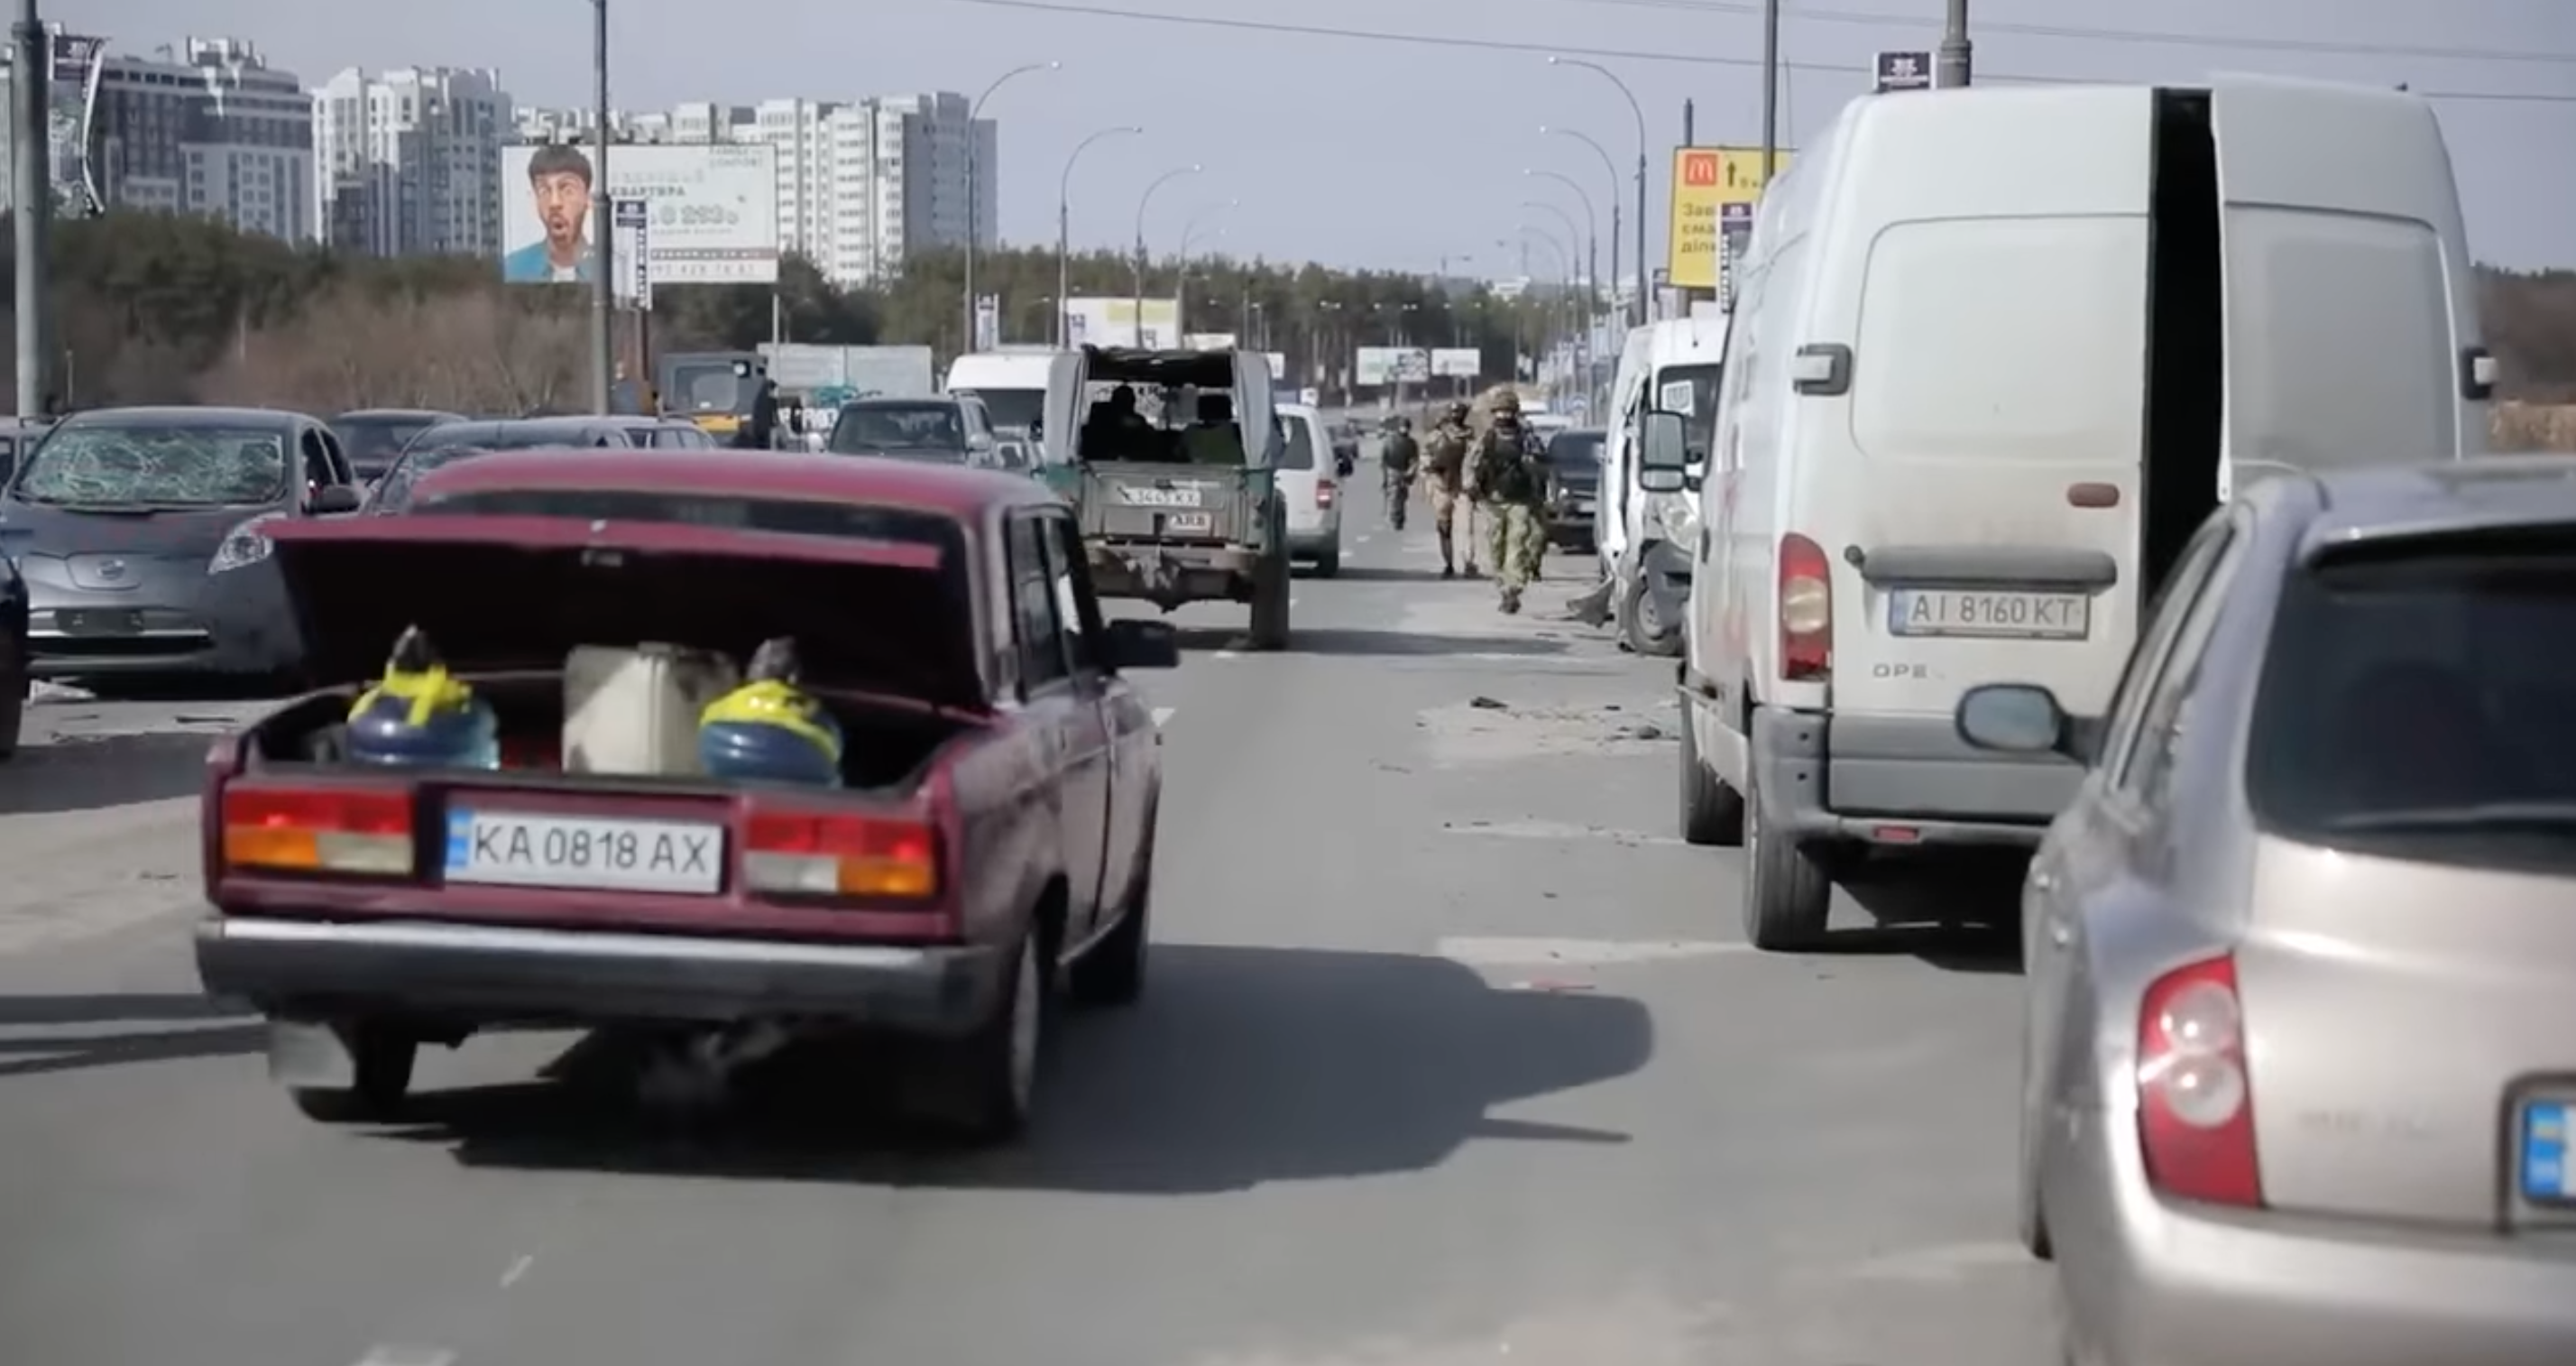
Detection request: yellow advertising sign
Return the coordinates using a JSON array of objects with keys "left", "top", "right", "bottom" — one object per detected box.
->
[{"left": 1667, "top": 146, "right": 1793, "bottom": 291}]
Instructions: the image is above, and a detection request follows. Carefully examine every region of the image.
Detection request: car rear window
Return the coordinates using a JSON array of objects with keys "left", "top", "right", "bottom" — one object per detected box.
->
[
  {"left": 1280, "top": 419, "right": 1317, "bottom": 470},
  {"left": 1548, "top": 432, "right": 1604, "bottom": 468},
  {"left": 416, "top": 486, "right": 962, "bottom": 557},
  {"left": 2248, "top": 534, "right": 2576, "bottom": 864}
]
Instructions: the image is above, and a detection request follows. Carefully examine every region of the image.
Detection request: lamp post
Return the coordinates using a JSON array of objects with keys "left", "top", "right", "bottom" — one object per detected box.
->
[
  {"left": 12, "top": 0, "right": 51, "bottom": 415},
  {"left": 587, "top": 0, "right": 614, "bottom": 413},
  {"left": 1057, "top": 125, "right": 1141, "bottom": 346},
  {"left": 1173, "top": 198, "right": 1238, "bottom": 337},
  {"left": 963, "top": 60, "right": 1059, "bottom": 354},
  {"left": 1523, "top": 199, "right": 1589, "bottom": 389},
  {"left": 1541, "top": 125, "right": 1626, "bottom": 328},
  {"left": 1525, "top": 169, "right": 1598, "bottom": 318},
  {"left": 1521, "top": 229, "right": 1574, "bottom": 404},
  {"left": 1546, "top": 57, "right": 1649, "bottom": 328},
  {"left": 1131, "top": 164, "right": 1202, "bottom": 347}
]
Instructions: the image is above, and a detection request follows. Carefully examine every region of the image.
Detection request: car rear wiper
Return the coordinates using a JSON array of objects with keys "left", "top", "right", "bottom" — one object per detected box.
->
[{"left": 2324, "top": 801, "right": 2576, "bottom": 834}]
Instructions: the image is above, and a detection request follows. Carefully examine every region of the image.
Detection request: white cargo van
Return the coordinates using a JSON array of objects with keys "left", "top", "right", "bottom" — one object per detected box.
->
[
  {"left": 1596, "top": 316, "right": 1729, "bottom": 655},
  {"left": 943, "top": 350, "right": 1056, "bottom": 452},
  {"left": 1658, "top": 78, "right": 2493, "bottom": 950}
]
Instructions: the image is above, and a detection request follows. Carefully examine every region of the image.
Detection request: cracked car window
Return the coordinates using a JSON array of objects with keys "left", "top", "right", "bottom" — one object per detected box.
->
[{"left": 14, "top": 424, "right": 290, "bottom": 506}]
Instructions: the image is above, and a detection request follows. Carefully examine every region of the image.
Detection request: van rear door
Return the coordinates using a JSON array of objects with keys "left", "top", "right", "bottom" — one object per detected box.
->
[
  {"left": 1826, "top": 88, "right": 2155, "bottom": 725},
  {"left": 2208, "top": 78, "right": 2486, "bottom": 488}
]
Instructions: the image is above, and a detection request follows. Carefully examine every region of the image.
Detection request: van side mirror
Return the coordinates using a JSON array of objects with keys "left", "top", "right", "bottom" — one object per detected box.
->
[
  {"left": 308, "top": 485, "right": 363, "bottom": 514},
  {"left": 1636, "top": 410, "right": 1689, "bottom": 493},
  {"left": 1955, "top": 683, "right": 2101, "bottom": 764},
  {"left": 1103, "top": 618, "right": 1180, "bottom": 670}
]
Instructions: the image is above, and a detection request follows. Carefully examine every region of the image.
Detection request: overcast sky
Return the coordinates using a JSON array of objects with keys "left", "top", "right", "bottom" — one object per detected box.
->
[{"left": 84, "top": 0, "right": 2576, "bottom": 272}]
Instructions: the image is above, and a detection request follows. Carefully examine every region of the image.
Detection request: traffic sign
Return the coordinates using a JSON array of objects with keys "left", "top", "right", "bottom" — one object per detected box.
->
[{"left": 1875, "top": 51, "right": 1932, "bottom": 93}]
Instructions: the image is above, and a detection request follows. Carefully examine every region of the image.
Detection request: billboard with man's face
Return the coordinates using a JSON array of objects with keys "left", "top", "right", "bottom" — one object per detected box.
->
[{"left": 499, "top": 143, "right": 780, "bottom": 287}]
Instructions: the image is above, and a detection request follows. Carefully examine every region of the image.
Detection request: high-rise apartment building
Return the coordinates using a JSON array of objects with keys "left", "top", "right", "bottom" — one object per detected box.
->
[
  {"left": 312, "top": 66, "right": 513, "bottom": 257},
  {"left": 510, "top": 90, "right": 994, "bottom": 288},
  {"left": 2, "top": 35, "right": 314, "bottom": 240}
]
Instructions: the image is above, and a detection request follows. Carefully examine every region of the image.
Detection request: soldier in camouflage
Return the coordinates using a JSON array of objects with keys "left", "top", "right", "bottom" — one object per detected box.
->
[
  {"left": 1419, "top": 400, "right": 1479, "bottom": 578},
  {"left": 1461, "top": 387, "right": 1550, "bottom": 614}
]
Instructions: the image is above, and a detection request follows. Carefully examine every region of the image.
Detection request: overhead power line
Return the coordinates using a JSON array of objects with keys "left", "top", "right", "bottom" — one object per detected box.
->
[
  {"left": 945, "top": 0, "right": 2576, "bottom": 105},
  {"left": 1573, "top": 0, "right": 2576, "bottom": 69}
]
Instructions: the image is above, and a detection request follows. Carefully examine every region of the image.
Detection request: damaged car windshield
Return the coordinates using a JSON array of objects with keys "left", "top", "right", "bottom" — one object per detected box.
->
[{"left": 13, "top": 424, "right": 290, "bottom": 506}]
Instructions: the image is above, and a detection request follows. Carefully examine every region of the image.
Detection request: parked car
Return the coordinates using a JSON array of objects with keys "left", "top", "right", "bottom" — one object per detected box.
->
[
  {"left": 2, "top": 406, "right": 363, "bottom": 681},
  {"left": 365, "top": 418, "right": 648, "bottom": 513},
  {"left": 195, "top": 448, "right": 1181, "bottom": 1140},
  {"left": 1956, "top": 457, "right": 2576, "bottom": 1366},
  {"left": 329, "top": 409, "right": 467, "bottom": 484},
  {"left": 1541, "top": 426, "right": 1605, "bottom": 555}
]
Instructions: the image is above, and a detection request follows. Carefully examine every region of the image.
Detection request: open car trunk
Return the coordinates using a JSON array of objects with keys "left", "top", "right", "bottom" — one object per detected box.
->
[{"left": 253, "top": 513, "right": 991, "bottom": 790}]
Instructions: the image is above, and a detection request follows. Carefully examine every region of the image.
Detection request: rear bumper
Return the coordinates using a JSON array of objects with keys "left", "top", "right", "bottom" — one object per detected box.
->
[
  {"left": 1749, "top": 705, "right": 2075, "bottom": 849},
  {"left": 1086, "top": 540, "right": 1265, "bottom": 606},
  {"left": 195, "top": 916, "right": 1007, "bottom": 1037},
  {"left": 2068, "top": 1118, "right": 2576, "bottom": 1366}
]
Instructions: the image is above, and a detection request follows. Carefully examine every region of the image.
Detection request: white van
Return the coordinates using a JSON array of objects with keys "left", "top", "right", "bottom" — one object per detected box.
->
[
  {"left": 1597, "top": 316, "right": 1730, "bottom": 655},
  {"left": 1274, "top": 402, "right": 1345, "bottom": 575},
  {"left": 1663, "top": 77, "right": 2493, "bottom": 950},
  {"left": 943, "top": 350, "right": 1056, "bottom": 450}
]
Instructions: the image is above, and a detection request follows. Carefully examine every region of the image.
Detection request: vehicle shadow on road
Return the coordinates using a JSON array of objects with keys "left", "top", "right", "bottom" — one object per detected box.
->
[
  {"left": 0, "top": 992, "right": 262, "bottom": 1080},
  {"left": 0, "top": 733, "right": 215, "bottom": 816},
  {"left": 377, "top": 944, "right": 1655, "bottom": 1191},
  {"left": 1820, "top": 854, "right": 2027, "bottom": 975},
  {"left": 1321, "top": 566, "right": 1449, "bottom": 583}
]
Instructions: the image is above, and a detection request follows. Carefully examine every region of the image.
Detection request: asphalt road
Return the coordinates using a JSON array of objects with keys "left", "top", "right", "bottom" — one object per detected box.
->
[{"left": 0, "top": 475, "right": 2052, "bottom": 1366}]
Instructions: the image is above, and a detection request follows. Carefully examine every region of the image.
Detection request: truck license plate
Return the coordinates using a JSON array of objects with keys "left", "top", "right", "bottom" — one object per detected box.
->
[
  {"left": 1165, "top": 512, "right": 1213, "bottom": 533},
  {"left": 1887, "top": 589, "right": 2090, "bottom": 640},
  {"left": 444, "top": 808, "right": 724, "bottom": 895},
  {"left": 1119, "top": 485, "right": 1203, "bottom": 507}
]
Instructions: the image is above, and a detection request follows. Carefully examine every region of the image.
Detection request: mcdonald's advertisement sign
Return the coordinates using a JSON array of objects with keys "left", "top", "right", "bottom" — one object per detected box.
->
[{"left": 1667, "top": 146, "right": 1792, "bottom": 291}]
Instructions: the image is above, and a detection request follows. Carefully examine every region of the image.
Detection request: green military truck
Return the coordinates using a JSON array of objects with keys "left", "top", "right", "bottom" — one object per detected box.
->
[{"left": 1041, "top": 346, "right": 1292, "bottom": 650}]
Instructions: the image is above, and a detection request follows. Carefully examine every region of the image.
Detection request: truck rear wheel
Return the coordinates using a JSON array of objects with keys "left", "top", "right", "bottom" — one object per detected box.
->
[
  {"left": 1678, "top": 712, "right": 1745, "bottom": 847},
  {"left": 1248, "top": 558, "right": 1292, "bottom": 650},
  {"left": 1741, "top": 761, "right": 1831, "bottom": 951}
]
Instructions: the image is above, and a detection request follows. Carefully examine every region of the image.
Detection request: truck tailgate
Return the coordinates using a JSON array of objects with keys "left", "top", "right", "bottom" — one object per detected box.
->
[{"left": 1079, "top": 463, "right": 1256, "bottom": 543}]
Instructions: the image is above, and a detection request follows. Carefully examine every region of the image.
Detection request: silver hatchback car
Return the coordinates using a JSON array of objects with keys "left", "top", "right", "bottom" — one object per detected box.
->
[{"left": 1957, "top": 457, "right": 2576, "bottom": 1366}]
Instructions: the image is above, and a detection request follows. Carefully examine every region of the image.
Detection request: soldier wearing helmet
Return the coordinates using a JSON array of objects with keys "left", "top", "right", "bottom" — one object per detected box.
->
[
  {"left": 1462, "top": 385, "right": 1549, "bottom": 614},
  {"left": 1419, "top": 399, "right": 1479, "bottom": 577}
]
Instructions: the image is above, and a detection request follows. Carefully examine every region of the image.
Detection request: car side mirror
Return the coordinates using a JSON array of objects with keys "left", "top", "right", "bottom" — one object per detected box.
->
[
  {"left": 308, "top": 485, "right": 363, "bottom": 514},
  {"left": 1102, "top": 618, "right": 1180, "bottom": 670},
  {"left": 1955, "top": 683, "right": 2098, "bottom": 764},
  {"left": 1636, "top": 410, "right": 1689, "bottom": 493}
]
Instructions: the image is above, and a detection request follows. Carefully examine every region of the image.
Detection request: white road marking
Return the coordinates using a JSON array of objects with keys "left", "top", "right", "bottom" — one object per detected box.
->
[
  {"left": 1151, "top": 706, "right": 1175, "bottom": 727},
  {"left": 501, "top": 1253, "right": 534, "bottom": 1288},
  {"left": 352, "top": 1348, "right": 455, "bottom": 1366},
  {"left": 1436, "top": 937, "right": 1753, "bottom": 967},
  {"left": 1444, "top": 818, "right": 1686, "bottom": 845},
  {"left": 1357, "top": 534, "right": 1373, "bottom": 544},
  {"left": 1212, "top": 649, "right": 1240, "bottom": 660}
]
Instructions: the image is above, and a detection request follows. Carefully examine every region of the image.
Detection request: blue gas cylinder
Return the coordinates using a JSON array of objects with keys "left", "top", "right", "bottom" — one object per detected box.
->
[
  {"left": 345, "top": 627, "right": 501, "bottom": 770},
  {"left": 698, "top": 638, "right": 842, "bottom": 786}
]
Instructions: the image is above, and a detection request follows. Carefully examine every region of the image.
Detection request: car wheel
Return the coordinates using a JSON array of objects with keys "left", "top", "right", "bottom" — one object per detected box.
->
[
  {"left": 1070, "top": 830, "right": 1153, "bottom": 1007},
  {"left": 290, "top": 1024, "right": 417, "bottom": 1122},
  {"left": 1678, "top": 710, "right": 1745, "bottom": 847},
  {"left": 919, "top": 932, "right": 1047, "bottom": 1143},
  {"left": 0, "top": 625, "right": 24, "bottom": 761},
  {"left": 1741, "top": 760, "right": 1831, "bottom": 950},
  {"left": 1313, "top": 545, "right": 1341, "bottom": 578},
  {"left": 1619, "top": 564, "right": 1681, "bottom": 657}
]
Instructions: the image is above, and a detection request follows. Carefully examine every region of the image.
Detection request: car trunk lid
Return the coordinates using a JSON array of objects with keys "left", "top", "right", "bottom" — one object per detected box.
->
[{"left": 265, "top": 514, "right": 984, "bottom": 711}]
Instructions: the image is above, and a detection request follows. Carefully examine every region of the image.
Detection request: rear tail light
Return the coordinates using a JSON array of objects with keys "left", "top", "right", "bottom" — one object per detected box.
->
[
  {"left": 1317, "top": 479, "right": 1336, "bottom": 508},
  {"left": 742, "top": 808, "right": 940, "bottom": 900},
  {"left": 2137, "top": 954, "right": 2263, "bottom": 1208},
  {"left": 221, "top": 785, "right": 415, "bottom": 875},
  {"left": 1779, "top": 532, "right": 1832, "bottom": 681}
]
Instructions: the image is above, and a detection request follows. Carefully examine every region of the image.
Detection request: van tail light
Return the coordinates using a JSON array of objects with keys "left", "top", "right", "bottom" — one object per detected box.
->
[
  {"left": 1317, "top": 478, "right": 1336, "bottom": 509},
  {"left": 742, "top": 808, "right": 940, "bottom": 900},
  {"left": 2136, "top": 953, "right": 2264, "bottom": 1208},
  {"left": 1779, "top": 532, "right": 1832, "bottom": 681},
  {"left": 221, "top": 785, "right": 416, "bottom": 876}
]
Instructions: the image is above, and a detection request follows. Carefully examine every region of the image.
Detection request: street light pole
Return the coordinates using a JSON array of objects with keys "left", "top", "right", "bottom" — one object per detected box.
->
[
  {"left": 1542, "top": 125, "right": 1626, "bottom": 329},
  {"left": 588, "top": 0, "right": 614, "bottom": 414},
  {"left": 1173, "top": 198, "right": 1237, "bottom": 337},
  {"left": 963, "top": 60, "right": 1058, "bottom": 355},
  {"left": 1525, "top": 167, "right": 1599, "bottom": 341},
  {"left": 1937, "top": 0, "right": 1973, "bottom": 88},
  {"left": 1131, "top": 164, "right": 1201, "bottom": 347},
  {"left": 1056, "top": 125, "right": 1141, "bottom": 347},
  {"left": 12, "top": 0, "right": 51, "bottom": 417},
  {"left": 1549, "top": 58, "right": 1650, "bottom": 329}
]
